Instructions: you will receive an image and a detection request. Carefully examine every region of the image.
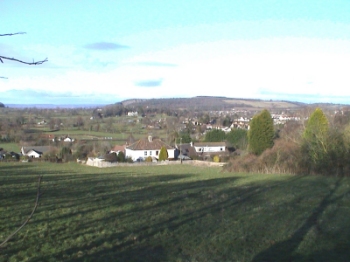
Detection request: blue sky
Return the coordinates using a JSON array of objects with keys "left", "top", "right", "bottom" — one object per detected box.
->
[{"left": 2, "top": 0, "right": 350, "bottom": 104}]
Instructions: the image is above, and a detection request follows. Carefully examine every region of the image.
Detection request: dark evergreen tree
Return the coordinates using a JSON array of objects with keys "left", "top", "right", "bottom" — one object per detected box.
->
[
  {"left": 222, "top": 115, "right": 232, "bottom": 127},
  {"left": 226, "top": 129, "right": 248, "bottom": 149},
  {"left": 179, "top": 132, "right": 192, "bottom": 143},
  {"left": 248, "top": 109, "right": 274, "bottom": 155},
  {"left": 204, "top": 129, "right": 226, "bottom": 142}
]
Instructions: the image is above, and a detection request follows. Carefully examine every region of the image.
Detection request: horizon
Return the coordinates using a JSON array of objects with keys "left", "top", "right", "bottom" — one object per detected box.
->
[
  {"left": 2, "top": 1, "right": 350, "bottom": 104},
  {"left": 2, "top": 95, "right": 348, "bottom": 109}
]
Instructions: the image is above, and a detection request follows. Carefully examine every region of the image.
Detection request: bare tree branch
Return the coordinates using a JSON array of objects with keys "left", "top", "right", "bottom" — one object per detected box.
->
[
  {"left": 0, "top": 76, "right": 8, "bottom": 79},
  {"left": 0, "top": 55, "right": 48, "bottom": 65},
  {"left": 0, "top": 175, "right": 43, "bottom": 248},
  {"left": 0, "top": 32, "right": 26, "bottom": 37},
  {"left": 0, "top": 32, "right": 48, "bottom": 67}
]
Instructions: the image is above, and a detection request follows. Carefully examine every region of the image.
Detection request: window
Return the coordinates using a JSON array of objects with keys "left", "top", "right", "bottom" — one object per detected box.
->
[
  {"left": 220, "top": 147, "right": 223, "bottom": 151},
  {"left": 144, "top": 151, "right": 147, "bottom": 156},
  {"left": 156, "top": 151, "right": 159, "bottom": 155},
  {"left": 150, "top": 151, "right": 152, "bottom": 156}
]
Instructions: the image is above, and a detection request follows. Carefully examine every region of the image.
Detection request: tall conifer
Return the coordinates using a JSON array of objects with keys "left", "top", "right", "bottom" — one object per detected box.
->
[{"left": 248, "top": 109, "right": 274, "bottom": 155}]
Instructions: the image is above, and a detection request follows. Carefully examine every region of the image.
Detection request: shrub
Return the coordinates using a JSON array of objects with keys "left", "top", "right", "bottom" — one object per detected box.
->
[
  {"left": 117, "top": 151, "right": 126, "bottom": 162},
  {"left": 224, "top": 139, "right": 302, "bottom": 174},
  {"left": 158, "top": 146, "right": 168, "bottom": 161},
  {"left": 145, "top": 156, "right": 153, "bottom": 162},
  {"left": 61, "top": 146, "right": 73, "bottom": 162},
  {"left": 213, "top": 155, "right": 220, "bottom": 163},
  {"left": 126, "top": 157, "right": 134, "bottom": 163},
  {"left": 104, "top": 152, "right": 118, "bottom": 162}
]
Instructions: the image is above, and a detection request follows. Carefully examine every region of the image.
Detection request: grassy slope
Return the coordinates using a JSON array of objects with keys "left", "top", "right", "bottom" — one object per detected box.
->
[
  {"left": 0, "top": 143, "right": 21, "bottom": 153},
  {"left": 1, "top": 163, "right": 350, "bottom": 261}
]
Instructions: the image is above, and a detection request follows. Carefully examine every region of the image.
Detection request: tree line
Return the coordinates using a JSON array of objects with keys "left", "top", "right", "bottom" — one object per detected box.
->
[{"left": 225, "top": 107, "right": 350, "bottom": 176}]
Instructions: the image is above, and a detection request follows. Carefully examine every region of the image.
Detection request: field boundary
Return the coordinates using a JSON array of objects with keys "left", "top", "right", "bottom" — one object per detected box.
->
[{"left": 82, "top": 158, "right": 224, "bottom": 168}]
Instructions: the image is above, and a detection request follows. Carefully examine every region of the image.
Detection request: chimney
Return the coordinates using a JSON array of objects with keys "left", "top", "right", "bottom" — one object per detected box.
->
[{"left": 148, "top": 135, "right": 153, "bottom": 142}]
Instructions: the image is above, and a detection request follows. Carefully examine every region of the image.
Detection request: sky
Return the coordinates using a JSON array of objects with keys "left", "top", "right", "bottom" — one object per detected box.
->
[{"left": 2, "top": 0, "right": 350, "bottom": 105}]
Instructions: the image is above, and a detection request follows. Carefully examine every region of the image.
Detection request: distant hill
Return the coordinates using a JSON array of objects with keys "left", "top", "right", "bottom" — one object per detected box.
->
[
  {"left": 120, "top": 99, "right": 148, "bottom": 106},
  {"left": 120, "top": 96, "right": 307, "bottom": 111},
  {"left": 0, "top": 102, "right": 4, "bottom": 108}
]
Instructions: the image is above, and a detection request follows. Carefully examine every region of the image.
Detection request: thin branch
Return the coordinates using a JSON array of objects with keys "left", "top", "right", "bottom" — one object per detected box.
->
[
  {"left": 0, "top": 175, "right": 43, "bottom": 248},
  {"left": 0, "top": 56, "right": 48, "bottom": 65},
  {"left": 0, "top": 32, "right": 26, "bottom": 37},
  {"left": 0, "top": 76, "right": 8, "bottom": 79}
]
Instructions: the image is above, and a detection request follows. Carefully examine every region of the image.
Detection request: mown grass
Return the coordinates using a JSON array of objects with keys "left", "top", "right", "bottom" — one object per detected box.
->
[
  {"left": 0, "top": 143, "right": 20, "bottom": 153},
  {"left": 42, "top": 129, "right": 153, "bottom": 140},
  {"left": 1, "top": 162, "right": 350, "bottom": 261}
]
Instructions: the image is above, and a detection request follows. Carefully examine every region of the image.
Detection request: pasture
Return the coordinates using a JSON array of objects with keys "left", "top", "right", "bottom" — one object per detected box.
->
[{"left": 1, "top": 162, "right": 350, "bottom": 261}]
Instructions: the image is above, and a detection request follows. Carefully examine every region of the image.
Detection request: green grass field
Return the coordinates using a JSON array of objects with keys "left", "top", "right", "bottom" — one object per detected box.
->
[
  {"left": 1, "top": 162, "right": 350, "bottom": 261},
  {"left": 0, "top": 143, "right": 21, "bottom": 153}
]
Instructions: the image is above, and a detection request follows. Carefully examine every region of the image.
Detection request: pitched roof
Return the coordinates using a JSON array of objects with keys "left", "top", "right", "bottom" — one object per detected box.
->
[
  {"left": 21, "top": 146, "right": 52, "bottom": 154},
  {"left": 111, "top": 144, "right": 126, "bottom": 152},
  {"left": 126, "top": 137, "right": 173, "bottom": 151},
  {"left": 178, "top": 143, "right": 196, "bottom": 157},
  {"left": 126, "top": 134, "right": 136, "bottom": 145},
  {"left": 193, "top": 142, "right": 226, "bottom": 147}
]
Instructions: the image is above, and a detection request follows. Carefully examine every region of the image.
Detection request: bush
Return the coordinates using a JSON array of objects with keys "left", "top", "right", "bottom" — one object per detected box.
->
[
  {"left": 104, "top": 152, "right": 118, "bottom": 162},
  {"left": 224, "top": 139, "right": 302, "bottom": 174},
  {"left": 61, "top": 146, "right": 73, "bottom": 162},
  {"left": 145, "top": 156, "right": 153, "bottom": 162},
  {"left": 213, "top": 155, "right": 220, "bottom": 163},
  {"left": 126, "top": 157, "right": 133, "bottom": 163},
  {"left": 117, "top": 151, "right": 126, "bottom": 162},
  {"left": 225, "top": 153, "right": 258, "bottom": 173}
]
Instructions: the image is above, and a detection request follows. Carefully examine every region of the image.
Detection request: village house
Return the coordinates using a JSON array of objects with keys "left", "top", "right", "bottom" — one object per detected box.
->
[
  {"left": 110, "top": 144, "right": 126, "bottom": 155},
  {"left": 271, "top": 114, "right": 301, "bottom": 125},
  {"left": 125, "top": 136, "right": 175, "bottom": 161},
  {"left": 63, "top": 137, "right": 74, "bottom": 142},
  {"left": 192, "top": 142, "right": 226, "bottom": 154},
  {"left": 127, "top": 111, "right": 138, "bottom": 116},
  {"left": 177, "top": 141, "right": 228, "bottom": 160},
  {"left": 21, "top": 146, "right": 52, "bottom": 158},
  {"left": 231, "top": 117, "right": 250, "bottom": 129}
]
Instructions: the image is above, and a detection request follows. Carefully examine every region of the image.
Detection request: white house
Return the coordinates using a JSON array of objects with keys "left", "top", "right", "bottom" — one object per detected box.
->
[
  {"left": 21, "top": 146, "right": 52, "bottom": 158},
  {"left": 125, "top": 136, "right": 175, "bottom": 161},
  {"left": 127, "top": 111, "right": 138, "bottom": 116},
  {"left": 64, "top": 137, "right": 74, "bottom": 142},
  {"left": 192, "top": 142, "right": 226, "bottom": 154}
]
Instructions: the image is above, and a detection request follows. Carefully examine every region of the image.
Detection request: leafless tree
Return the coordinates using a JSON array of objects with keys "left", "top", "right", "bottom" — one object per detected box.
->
[
  {"left": 0, "top": 32, "right": 47, "bottom": 248},
  {"left": 0, "top": 32, "right": 48, "bottom": 67}
]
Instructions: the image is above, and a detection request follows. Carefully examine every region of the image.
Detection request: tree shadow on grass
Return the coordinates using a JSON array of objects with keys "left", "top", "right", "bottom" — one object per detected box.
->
[
  {"left": 252, "top": 177, "right": 350, "bottom": 262},
  {"left": 3, "top": 163, "right": 350, "bottom": 262},
  {"left": 57, "top": 176, "right": 306, "bottom": 262}
]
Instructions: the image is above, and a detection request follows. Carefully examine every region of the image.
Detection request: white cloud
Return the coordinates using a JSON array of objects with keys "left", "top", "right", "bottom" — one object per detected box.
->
[{"left": 2, "top": 36, "right": 350, "bottom": 103}]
